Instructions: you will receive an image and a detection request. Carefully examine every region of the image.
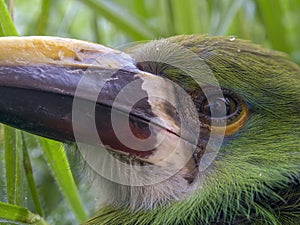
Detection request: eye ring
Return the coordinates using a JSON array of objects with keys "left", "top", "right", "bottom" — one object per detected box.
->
[{"left": 195, "top": 87, "right": 249, "bottom": 136}]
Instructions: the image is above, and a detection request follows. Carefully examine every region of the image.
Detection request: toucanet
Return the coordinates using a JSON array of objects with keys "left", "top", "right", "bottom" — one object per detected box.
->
[{"left": 0, "top": 35, "right": 299, "bottom": 224}]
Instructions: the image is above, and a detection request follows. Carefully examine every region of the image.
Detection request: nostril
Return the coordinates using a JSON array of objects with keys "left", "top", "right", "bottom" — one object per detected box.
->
[{"left": 129, "top": 115, "right": 151, "bottom": 140}]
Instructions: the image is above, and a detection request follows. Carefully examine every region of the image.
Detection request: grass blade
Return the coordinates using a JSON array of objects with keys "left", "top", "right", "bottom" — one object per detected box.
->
[
  {"left": 38, "top": 137, "right": 87, "bottom": 223},
  {"left": 215, "top": 0, "right": 246, "bottom": 35},
  {"left": 209, "top": 0, "right": 246, "bottom": 35},
  {"left": 22, "top": 133, "right": 44, "bottom": 216},
  {"left": 0, "top": 0, "right": 18, "bottom": 36},
  {"left": 0, "top": 201, "right": 49, "bottom": 225},
  {"left": 34, "top": 0, "right": 51, "bottom": 35},
  {"left": 78, "top": 0, "right": 156, "bottom": 40},
  {"left": 254, "top": 0, "right": 290, "bottom": 52},
  {"left": 4, "top": 126, "right": 21, "bottom": 205},
  {"left": 170, "top": 0, "right": 206, "bottom": 34},
  {"left": 170, "top": 0, "right": 194, "bottom": 34},
  {"left": 158, "top": 0, "right": 175, "bottom": 36}
]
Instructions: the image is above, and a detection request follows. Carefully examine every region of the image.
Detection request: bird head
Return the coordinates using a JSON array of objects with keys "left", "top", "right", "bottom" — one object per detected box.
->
[{"left": 0, "top": 35, "right": 299, "bottom": 224}]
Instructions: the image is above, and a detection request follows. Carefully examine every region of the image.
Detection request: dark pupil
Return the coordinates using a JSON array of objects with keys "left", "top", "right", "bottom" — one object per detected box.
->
[{"left": 203, "top": 97, "right": 235, "bottom": 118}]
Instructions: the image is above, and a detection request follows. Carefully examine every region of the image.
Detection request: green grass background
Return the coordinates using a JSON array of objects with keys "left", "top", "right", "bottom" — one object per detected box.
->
[{"left": 0, "top": 0, "right": 300, "bottom": 224}]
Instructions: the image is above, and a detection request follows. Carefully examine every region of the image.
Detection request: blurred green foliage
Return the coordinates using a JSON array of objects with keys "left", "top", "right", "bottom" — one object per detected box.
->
[
  {"left": 13, "top": 0, "right": 300, "bottom": 63},
  {"left": 0, "top": 0, "right": 300, "bottom": 224}
]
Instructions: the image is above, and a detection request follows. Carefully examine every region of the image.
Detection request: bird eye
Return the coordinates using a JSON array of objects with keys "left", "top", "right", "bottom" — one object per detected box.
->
[
  {"left": 196, "top": 88, "right": 249, "bottom": 136},
  {"left": 201, "top": 96, "right": 237, "bottom": 119}
]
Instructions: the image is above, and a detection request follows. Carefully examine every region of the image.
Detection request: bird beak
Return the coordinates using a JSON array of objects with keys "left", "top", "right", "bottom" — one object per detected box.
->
[{"left": 0, "top": 36, "right": 200, "bottom": 172}]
